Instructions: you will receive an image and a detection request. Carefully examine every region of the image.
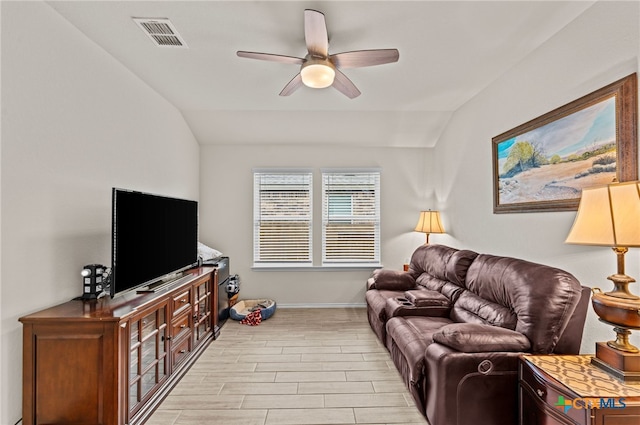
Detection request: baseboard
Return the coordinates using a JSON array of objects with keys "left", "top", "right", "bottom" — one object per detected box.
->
[{"left": 276, "top": 303, "right": 366, "bottom": 309}]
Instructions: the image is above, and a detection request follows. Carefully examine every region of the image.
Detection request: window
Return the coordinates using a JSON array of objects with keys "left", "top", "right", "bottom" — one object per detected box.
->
[
  {"left": 322, "top": 170, "right": 381, "bottom": 265},
  {"left": 253, "top": 169, "right": 381, "bottom": 268},
  {"left": 253, "top": 171, "right": 313, "bottom": 266}
]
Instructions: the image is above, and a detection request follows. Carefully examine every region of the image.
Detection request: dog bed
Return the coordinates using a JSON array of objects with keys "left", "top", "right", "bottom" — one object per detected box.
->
[{"left": 230, "top": 299, "right": 276, "bottom": 321}]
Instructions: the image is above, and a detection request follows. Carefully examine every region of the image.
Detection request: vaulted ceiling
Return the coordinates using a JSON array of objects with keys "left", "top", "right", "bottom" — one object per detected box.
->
[{"left": 47, "top": 1, "right": 595, "bottom": 148}]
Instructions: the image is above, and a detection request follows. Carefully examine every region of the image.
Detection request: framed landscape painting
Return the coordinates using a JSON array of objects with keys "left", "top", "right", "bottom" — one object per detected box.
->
[{"left": 492, "top": 73, "right": 637, "bottom": 213}]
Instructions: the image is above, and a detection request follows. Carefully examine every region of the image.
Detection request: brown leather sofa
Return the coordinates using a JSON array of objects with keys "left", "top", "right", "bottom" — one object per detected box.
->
[{"left": 365, "top": 244, "right": 590, "bottom": 425}]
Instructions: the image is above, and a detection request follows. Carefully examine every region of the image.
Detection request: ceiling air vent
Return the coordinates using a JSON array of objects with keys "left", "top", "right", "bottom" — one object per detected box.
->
[{"left": 133, "top": 18, "right": 188, "bottom": 48}]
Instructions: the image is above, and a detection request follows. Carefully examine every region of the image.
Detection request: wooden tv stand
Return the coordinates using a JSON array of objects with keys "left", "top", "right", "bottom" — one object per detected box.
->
[{"left": 20, "top": 267, "right": 218, "bottom": 425}]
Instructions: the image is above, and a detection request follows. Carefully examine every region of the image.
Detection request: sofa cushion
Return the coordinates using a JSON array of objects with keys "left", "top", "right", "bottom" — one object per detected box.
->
[
  {"left": 432, "top": 323, "right": 531, "bottom": 352},
  {"left": 415, "top": 274, "right": 450, "bottom": 292},
  {"left": 463, "top": 254, "right": 582, "bottom": 353},
  {"left": 450, "top": 290, "right": 517, "bottom": 329},
  {"left": 444, "top": 249, "right": 479, "bottom": 286},
  {"left": 409, "top": 244, "right": 460, "bottom": 281},
  {"left": 411, "top": 245, "right": 477, "bottom": 298},
  {"left": 369, "top": 269, "right": 416, "bottom": 291}
]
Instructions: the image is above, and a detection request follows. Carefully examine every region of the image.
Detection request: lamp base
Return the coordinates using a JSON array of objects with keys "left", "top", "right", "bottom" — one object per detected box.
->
[
  {"left": 592, "top": 294, "right": 640, "bottom": 329},
  {"left": 606, "top": 273, "right": 640, "bottom": 300},
  {"left": 592, "top": 342, "right": 640, "bottom": 382},
  {"left": 607, "top": 324, "right": 639, "bottom": 353}
]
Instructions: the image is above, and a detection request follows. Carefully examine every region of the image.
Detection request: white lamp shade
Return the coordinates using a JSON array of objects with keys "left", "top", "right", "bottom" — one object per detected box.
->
[
  {"left": 300, "top": 60, "right": 335, "bottom": 89},
  {"left": 414, "top": 210, "right": 445, "bottom": 234},
  {"left": 565, "top": 181, "right": 640, "bottom": 247}
]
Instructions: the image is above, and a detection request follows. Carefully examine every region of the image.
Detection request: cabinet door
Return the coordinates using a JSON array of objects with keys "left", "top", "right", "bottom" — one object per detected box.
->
[
  {"left": 22, "top": 321, "right": 118, "bottom": 425},
  {"left": 193, "top": 277, "right": 212, "bottom": 346},
  {"left": 128, "top": 301, "right": 169, "bottom": 416}
]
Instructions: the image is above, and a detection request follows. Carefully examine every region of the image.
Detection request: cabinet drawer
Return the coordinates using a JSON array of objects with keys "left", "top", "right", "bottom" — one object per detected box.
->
[
  {"left": 520, "top": 361, "right": 589, "bottom": 425},
  {"left": 171, "top": 335, "right": 192, "bottom": 368},
  {"left": 595, "top": 408, "right": 640, "bottom": 425},
  {"left": 172, "top": 289, "right": 191, "bottom": 316},
  {"left": 521, "top": 378, "right": 577, "bottom": 425},
  {"left": 171, "top": 310, "right": 191, "bottom": 342}
]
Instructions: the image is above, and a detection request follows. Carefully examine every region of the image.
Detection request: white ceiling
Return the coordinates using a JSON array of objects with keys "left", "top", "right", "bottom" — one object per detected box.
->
[{"left": 47, "top": 1, "right": 595, "bottom": 148}]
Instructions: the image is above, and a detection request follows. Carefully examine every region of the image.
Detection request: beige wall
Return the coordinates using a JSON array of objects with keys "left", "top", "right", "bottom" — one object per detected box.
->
[
  {"left": 199, "top": 144, "right": 432, "bottom": 305},
  {"left": 0, "top": 3, "right": 200, "bottom": 423},
  {"left": 432, "top": 0, "right": 640, "bottom": 353}
]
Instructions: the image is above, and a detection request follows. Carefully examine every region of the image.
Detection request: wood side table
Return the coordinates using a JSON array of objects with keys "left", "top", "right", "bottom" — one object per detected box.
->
[{"left": 519, "top": 355, "right": 640, "bottom": 425}]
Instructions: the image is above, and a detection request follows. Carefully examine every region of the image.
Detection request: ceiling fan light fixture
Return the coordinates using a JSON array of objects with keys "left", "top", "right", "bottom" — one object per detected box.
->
[
  {"left": 300, "top": 59, "right": 335, "bottom": 89},
  {"left": 236, "top": 9, "right": 398, "bottom": 98}
]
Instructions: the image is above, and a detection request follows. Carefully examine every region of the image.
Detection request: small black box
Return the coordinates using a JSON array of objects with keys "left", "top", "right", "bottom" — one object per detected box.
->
[{"left": 81, "top": 264, "right": 106, "bottom": 300}]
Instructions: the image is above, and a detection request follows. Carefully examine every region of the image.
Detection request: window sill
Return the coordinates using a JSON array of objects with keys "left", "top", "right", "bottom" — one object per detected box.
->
[{"left": 252, "top": 264, "right": 383, "bottom": 272}]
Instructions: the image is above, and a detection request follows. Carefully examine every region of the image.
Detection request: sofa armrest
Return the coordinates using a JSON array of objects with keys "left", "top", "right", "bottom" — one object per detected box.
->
[
  {"left": 368, "top": 269, "right": 416, "bottom": 291},
  {"left": 423, "top": 344, "right": 523, "bottom": 425},
  {"left": 432, "top": 323, "right": 531, "bottom": 353},
  {"left": 384, "top": 297, "right": 451, "bottom": 319},
  {"left": 404, "top": 289, "right": 450, "bottom": 307},
  {"left": 366, "top": 277, "right": 376, "bottom": 291}
]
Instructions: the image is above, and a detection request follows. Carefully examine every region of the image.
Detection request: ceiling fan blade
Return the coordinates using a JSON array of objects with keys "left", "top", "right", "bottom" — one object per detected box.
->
[
  {"left": 304, "top": 9, "right": 329, "bottom": 57},
  {"left": 237, "top": 51, "right": 304, "bottom": 65},
  {"left": 332, "top": 70, "right": 361, "bottom": 99},
  {"left": 330, "top": 49, "right": 399, "bottom": 69},
  {"left": 279, "top": 73, "right": 304, "bottom": 96}
]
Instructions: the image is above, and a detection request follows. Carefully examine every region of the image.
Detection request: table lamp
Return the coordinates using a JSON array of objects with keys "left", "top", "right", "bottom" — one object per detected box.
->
[
  {"left": 565, "top": 180, "right": 640, "bottom": 381},
  {"left": 414, "top": 210, "right": 445, "bottom": 244}
]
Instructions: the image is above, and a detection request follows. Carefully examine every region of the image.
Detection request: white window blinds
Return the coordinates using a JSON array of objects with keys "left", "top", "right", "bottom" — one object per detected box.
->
[
  {"left": 322, "top": 171, "right": 381, "bottom": 264},
  {"left": 253, "top": 172, "right": 313, "bottom": 265}
]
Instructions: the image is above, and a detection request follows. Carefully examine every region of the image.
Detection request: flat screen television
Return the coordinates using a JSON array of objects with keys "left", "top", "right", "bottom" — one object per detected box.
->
[{"left": 111, "top": 188, "right": 198, "bottom": 297}]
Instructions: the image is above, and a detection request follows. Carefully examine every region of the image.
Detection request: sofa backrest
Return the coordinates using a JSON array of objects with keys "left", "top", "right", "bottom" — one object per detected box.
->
[
  {"left": 452, "top": 254, "right": 582, "bottom": 354},
  {"left": 410, "top": 244, "right": 478, "bottom": 300}
]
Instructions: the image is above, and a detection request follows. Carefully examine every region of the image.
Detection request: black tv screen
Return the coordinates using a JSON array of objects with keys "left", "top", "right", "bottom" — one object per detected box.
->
[{"left": 111, "top": 188, "right": 198, "bottom": 297}]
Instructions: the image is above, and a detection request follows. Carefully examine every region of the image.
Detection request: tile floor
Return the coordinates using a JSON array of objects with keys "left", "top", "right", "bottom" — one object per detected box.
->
[{"left": 147, "top": 307, "right": 429, "bottom": 425}]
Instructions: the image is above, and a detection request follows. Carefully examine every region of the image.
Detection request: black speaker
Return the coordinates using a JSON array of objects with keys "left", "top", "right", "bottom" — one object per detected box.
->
[{"left": 80, "top": 264, "right": 108, "bottom": 300}]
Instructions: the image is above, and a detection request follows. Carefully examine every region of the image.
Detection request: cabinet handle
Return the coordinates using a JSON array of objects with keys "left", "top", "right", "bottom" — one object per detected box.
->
[
  {"left": 536, "top": 389, "right": 545, "bottom": 398},
  {"left": 180, "top": 299, "right": 187, "bottom": 303},
  {"left": 179, "top": 349, "right": 186, "bottom": 354},
  {"left": 180, "top": 324, "right": 186, "bottom": 329}
]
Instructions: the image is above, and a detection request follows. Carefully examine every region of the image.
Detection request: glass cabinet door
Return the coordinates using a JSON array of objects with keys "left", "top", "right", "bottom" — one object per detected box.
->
[
  {"left": 128, "top": 301, "right": 169, "bottom": 415},
  {"left": 193, "top": 278, "right": 212, "bottom": 346}
]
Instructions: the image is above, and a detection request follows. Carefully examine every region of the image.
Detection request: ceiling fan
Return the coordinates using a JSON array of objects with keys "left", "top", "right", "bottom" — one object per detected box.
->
[{"left": 236, "top": 9, "right": 399, "bottom": 99}]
